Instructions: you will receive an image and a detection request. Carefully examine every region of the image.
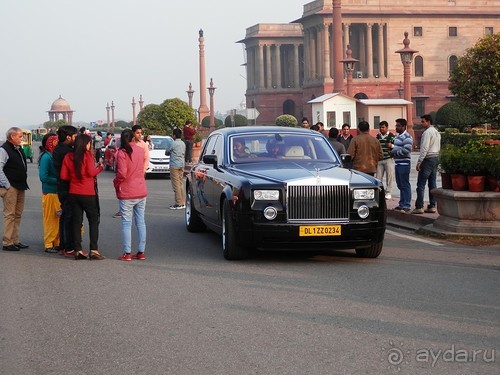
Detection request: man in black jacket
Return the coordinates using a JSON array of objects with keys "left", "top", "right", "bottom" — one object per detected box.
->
[
  {"left": 0, "top": 127, "right": 30, "bottom": 251},
  {"left": 52, "top": 125, "right": 77, "bottom": 256}
]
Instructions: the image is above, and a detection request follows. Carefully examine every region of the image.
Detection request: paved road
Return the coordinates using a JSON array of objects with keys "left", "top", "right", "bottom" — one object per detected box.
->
[{"left": 0, "top": 161, "right": 498, "bottom": 375}]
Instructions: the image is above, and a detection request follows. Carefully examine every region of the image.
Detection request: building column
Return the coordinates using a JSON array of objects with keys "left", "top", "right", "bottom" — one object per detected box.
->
[
  {"left": 275, "top": 44, "right": 282, "bottom": 88},
  {"left": 266, "top": 44, "right": 272, "bottom": 88},
  {"left": 258, "top": 44, "right": 265, "bottom": 89},
  {"left": 294, "top": 43, "right": 300, "bottom": 87},
  {"left": 304, "top": 29, "right": 310, "bottom": 81},
  {"left": 378, "top": 23, "right": 385, "bottom": 78},
  {"left": 366, "top": 23, "right": 373, "bottom": 78},
  {"left": 343, "top": 23, "right": 350, "bottom": 59},
  {"left": 323, "top": 23, "right": 331, "bottom": 79},
  {"left": 310, "top": 30, "right": 317, "bottom": 80}
]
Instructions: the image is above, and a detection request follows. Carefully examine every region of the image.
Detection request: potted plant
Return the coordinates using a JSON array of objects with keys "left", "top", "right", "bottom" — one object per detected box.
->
[
  {"left": 461, "top": 139, "right": 489, "bottom": 191},
  {"left": 193, "top": 133, "right": 203, "bottom": 147},
  {"left": 486, "top": 146, "right": 500, "bottom": 191}
]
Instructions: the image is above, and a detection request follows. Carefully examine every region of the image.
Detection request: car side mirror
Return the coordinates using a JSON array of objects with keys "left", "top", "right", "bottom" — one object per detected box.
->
[
  {"left": 340, "top": 153, "right": 352, "bottom": 167},
  {"left": 203, "top": 154, "right": 218, "bottom": 167}
]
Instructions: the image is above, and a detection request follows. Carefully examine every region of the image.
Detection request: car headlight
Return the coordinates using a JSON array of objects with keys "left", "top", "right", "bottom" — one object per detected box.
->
[
  {"left": 254, "top": 190, "right": 280, "bottom": 200},
  {"left": 353, "top": 189, "right": 375, "bottom": 200}
]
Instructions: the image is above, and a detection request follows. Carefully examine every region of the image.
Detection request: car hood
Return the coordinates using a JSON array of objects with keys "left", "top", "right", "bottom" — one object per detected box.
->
[
  {"left": 227, "top": 161, "right": 378, "bottom": 186},
  {"left": 150, "top": 149, "right": 169, "bottom": 160}
]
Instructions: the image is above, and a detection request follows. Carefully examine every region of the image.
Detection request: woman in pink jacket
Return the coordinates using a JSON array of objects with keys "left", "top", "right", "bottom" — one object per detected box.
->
[{"left": 114, "top": 129, "right": 148, "bottom": 261}]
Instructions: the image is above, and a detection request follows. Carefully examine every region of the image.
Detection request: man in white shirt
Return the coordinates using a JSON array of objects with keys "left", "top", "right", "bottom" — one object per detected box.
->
[{"left": 412, "top": 114, "right": 441, "bottom": 214}]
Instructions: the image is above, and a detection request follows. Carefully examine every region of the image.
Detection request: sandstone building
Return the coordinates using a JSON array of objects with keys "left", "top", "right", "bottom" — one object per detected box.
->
[{"left": 238, "top": 0, "right": 499, "bottom": 127}]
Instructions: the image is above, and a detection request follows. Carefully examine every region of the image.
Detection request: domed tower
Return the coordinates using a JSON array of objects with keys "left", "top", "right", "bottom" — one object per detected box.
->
[{"left": 47, "top": 95, "right": 74, "bottom": 124}]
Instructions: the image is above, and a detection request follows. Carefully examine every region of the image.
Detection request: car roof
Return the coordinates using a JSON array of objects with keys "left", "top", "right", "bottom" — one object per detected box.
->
[{"left": 211, "top": 126, "right": 318, "bottom": 137}]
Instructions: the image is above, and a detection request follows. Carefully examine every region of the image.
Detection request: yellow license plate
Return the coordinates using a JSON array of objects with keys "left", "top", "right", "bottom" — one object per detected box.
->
[{"left": 299, "top": 225, "right": 341, "bottom": 237}]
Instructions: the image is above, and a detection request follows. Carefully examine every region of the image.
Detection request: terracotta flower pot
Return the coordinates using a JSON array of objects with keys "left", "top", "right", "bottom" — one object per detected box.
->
[
  {"left": 487, "top": 175, "right": 500, "bottom": 192},
  {"left": 440, "top": 173, "right": 452, "bottom": 189},
  {"left": 451, "top": 174, "right": 468, "bottom": 191},
  {"left": 467, "top": 175, "right": 485, "bottom": 192}
]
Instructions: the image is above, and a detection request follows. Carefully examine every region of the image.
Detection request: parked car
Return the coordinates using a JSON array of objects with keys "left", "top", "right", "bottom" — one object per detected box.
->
[
  {"left": 146, "top": 135, "right": 173, "bottom": 176},
  {"left": 185, "top": 126, "right": 387, "bottom": 260},
  {"left": 103, "top": 136, "right": 120, "bottom": 171}
]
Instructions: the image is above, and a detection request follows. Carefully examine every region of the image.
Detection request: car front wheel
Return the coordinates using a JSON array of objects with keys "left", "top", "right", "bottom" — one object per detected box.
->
[
  {"left": 222, "top": 200, "right": 248, "bottom": 260},
  {"left": 355, "top": 241, "right": 383, "bottom": 258}
]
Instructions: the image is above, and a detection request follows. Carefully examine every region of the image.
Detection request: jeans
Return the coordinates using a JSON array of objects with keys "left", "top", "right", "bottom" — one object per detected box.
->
[
  {"left": 395, "top": 163, "right": 411, "bottom": 209},
  {"left": 416, "top": 157, "right": 439, "bottom": 209},
  {"left": 71, "top": 194, "right": 100, "bottom": 251},
  {"left": 119, "top": 198, "right": 147, "bottom": 254}
]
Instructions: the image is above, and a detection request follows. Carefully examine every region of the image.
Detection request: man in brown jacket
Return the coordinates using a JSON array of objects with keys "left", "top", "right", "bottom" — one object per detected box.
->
[{"left": 347, "top": 121, "right": 383, "bottom": 176}]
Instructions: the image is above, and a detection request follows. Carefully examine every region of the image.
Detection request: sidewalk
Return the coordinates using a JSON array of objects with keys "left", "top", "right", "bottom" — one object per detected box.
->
[{"left": 384, "top": 152, "right": 440, "bottom": 231}]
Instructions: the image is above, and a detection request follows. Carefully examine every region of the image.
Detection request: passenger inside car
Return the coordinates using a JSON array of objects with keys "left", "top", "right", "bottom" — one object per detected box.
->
[{"left": 233, "top": 139, "right": 251, "bottom": 159}]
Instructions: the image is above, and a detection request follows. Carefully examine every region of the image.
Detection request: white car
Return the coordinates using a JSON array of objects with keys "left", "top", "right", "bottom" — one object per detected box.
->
[{"left": 146, "top": 135, "right": 173, "bottom": 176}]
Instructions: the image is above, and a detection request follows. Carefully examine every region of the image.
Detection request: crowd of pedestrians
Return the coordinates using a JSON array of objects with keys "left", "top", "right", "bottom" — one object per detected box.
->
[{"left": 323, "top": 115, "right": 440, "bottom": 214}]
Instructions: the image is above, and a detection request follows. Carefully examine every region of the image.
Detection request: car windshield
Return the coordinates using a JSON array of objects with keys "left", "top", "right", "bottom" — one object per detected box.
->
[
  {"left": 151, "top": 137, "right": 171, "bottom": 150},
  {"left": 230, "top": 133, "right": 339, "bottom": 164}
]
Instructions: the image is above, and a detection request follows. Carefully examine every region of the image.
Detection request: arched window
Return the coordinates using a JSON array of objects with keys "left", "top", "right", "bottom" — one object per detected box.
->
[
  {"left": 414, "top": 56, "right": 424, "bottom": 77},
  {"left": 449, "top": 55, "right": 458, "bottom": 74}
]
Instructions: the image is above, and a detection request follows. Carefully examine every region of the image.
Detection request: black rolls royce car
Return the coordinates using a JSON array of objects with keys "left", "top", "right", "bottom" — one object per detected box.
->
[{"left": 185, "top": 126, "right": 386, "bottom": 260}]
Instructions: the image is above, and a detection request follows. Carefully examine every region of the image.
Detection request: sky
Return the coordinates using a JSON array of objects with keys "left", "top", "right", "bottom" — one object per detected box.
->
[{"left": 0, "top": 0, "right": 307, "bottom": 133}]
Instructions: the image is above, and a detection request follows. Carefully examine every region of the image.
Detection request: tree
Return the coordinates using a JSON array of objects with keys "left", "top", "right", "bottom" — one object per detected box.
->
[
  {"left": 224, "top": 114, "right": 248, "bottom": 127},
  {"left": 136, "top": 104, "right": 164, "bottom": 134},
  {"left": 137, "top": 98, "right": 197, "bottom": 135},
  {"left": 435, "top": 101, "right": 477, "bottom": 132},
  {"left": 449, "top": 33, "right": 500, "bottom": 126},
  {"left": 201, "top": 116, "right": 223, "bottom": 128},
  {"left": 159, "top": 98, "right": 197, "bottom": 136},
  {"left": 275, "top": 114, "right": 298, "bottom": 127}
]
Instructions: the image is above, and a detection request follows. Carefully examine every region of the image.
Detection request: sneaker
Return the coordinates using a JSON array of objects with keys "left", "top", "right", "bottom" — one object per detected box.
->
[
  {"left": 385, "top": 193, "right": 392, "bottom": 199},
  {"left": 411, "top": 208, "right": 424, "bottom": 214},
  {"left": 402, "top": 208, "right": 412, "bottom": 214},
  {"left": 132, "top": 252, "right": 146, "bottom": 260},
  {"left": 118, "top": 253, "right": 132, "bottom": 261},
  {"left": 394, "top": 206, "right": 404, "bottom": 211},
  {"left": 424, "top": 207, "right": 437, "bottom": 213},
  {"left": 44, "top": 247, "right": 58, "bottom": 254},
  {"left": 169, "top": 204, "right": 185, "bottom": 210},
  {"left": 113, "top": 211, "right": 122, "bottom": 218}
]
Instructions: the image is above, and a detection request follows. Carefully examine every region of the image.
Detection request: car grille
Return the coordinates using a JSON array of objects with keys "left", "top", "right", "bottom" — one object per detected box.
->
[{"left": 287, "top": 185, "right": 349, "bottom": 221}]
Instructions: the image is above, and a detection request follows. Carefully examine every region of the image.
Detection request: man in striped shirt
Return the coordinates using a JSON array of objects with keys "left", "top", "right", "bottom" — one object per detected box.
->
[{"left": 391, "top": 118, "right": 413, "bottom": 213}]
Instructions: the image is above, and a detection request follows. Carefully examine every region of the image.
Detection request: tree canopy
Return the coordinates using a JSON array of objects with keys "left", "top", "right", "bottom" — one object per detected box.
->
[
  {"left": 435, "top": 101, "right": 477, "bottom": 132},
  {"left": 136, "top": 98, "right": 197, "bottom": 135},
  {"left": 449, "top": 33, "right": 500, "bottom": 126}
]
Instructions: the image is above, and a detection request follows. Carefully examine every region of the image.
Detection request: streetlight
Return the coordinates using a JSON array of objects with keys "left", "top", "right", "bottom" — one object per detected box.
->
[
  {"left": 396, "top": 31, "right": 418, "bottom": 137},
  {"left": 106, "top": 102, "right": 110, "bottom": 132},
  {"left": 208, "top": 78, "right": 216, "bottom": 128},
  {"left": 340, "top": 45, "right": 359, "bottom": 97},
  {"left": 131, "top": 97, "right": 137, "bottom": 125},
  {"left": 110, "top": 100, "right": 115, "bottom": 130},
  {"left": 186, "top": 82, "right": 195, "bottom": 108}
]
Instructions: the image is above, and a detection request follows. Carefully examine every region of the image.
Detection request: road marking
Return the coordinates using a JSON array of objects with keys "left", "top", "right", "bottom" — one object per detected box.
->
[{"left": 386, "top": 229, "right": 443, "bottom": 246}]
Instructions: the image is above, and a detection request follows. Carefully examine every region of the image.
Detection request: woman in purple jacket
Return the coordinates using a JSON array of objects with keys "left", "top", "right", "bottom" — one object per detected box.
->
[{"left": 114, "top": 129, "right": 148, "bottom": 261}]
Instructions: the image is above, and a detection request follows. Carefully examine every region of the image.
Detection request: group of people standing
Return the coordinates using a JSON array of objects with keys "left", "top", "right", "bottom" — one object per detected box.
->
[
  {"left": 303, "top": 115, "right": 441, "bottom": 214},
  {"left": 0, "top": 125, "right": 149, "bottom": 262}
]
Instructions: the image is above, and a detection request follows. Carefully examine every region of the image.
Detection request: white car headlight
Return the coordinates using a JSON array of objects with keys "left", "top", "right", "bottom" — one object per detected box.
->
[
  {"left": 353, "top": 189, "right": 375, "bottom": 200},
  {"left": 254, "top": 190, "right": 280, "bottom": 201}
]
